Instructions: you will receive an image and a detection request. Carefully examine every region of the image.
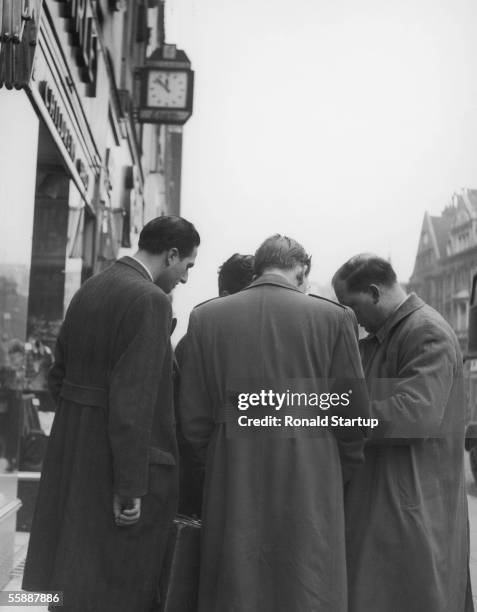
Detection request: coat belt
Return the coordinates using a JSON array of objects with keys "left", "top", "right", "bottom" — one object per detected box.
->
[{"left": 59, "top": 380, "right": 108, "bottom": 408}]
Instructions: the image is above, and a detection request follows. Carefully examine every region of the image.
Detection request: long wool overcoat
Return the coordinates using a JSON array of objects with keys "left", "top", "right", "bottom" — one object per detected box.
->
[
  {"left": 179, "top": 274, "right": 369, "bottom": 612},
  {"left": 345, "top": 293, "right": 473, "bottom": 612},
  {"left": 22, "top": 257, "right": 178, "bottom": 612}
]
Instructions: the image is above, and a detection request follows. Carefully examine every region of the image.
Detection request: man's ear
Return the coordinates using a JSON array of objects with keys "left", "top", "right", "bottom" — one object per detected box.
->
[
  {"left": 166, "top": 247, "right": 179, "bottom": 265},
  {"left": 368, "top": 284, "right": 380, "bottom": 303},
  {"left": 295, "top": 264, "right": 307, "bottom": 287}
]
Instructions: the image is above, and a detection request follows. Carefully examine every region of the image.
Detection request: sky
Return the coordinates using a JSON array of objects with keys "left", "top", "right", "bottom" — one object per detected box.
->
[{"left": 165, "top": 0, "right": 477, "bottom": 339}]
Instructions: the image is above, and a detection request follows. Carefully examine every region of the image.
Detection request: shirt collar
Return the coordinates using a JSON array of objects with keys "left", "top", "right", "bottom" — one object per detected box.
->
[
  {"left": 131, "top": 256, "right": 154, "bottom": 282},
  {"left": 392, "top": 294, "right": 410, "bottom": 315}
]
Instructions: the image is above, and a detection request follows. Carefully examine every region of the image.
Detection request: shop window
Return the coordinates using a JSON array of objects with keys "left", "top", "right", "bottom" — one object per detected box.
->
[
  {"left": 0, "top": 90, "right": 41, "bottom": 478},
  {"left": 27, "top": 123, "right": 71, "bottom": 356}
]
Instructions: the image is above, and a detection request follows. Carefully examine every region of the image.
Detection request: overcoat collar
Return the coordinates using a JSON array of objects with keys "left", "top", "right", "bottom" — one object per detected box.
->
[
  {"left": 374, "top": 292, "right": 425, "bottom": 344},
  {"left": 117, "top": 256, "right": 152, "bottom": 282},
  {"left": 245, "top": 273, "right": 302, "bottom": 293},
  {"left": 117, "top": 257, "right": 175, "bottom": 334}
]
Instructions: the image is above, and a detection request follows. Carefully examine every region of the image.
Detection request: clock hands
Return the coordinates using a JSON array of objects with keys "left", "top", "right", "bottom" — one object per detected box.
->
[
  {"left": 148, "top": 72, "right": 187, "bottom": 108},
  {"left": 154, "top": 76, "right": 170, "bottom": 93}
]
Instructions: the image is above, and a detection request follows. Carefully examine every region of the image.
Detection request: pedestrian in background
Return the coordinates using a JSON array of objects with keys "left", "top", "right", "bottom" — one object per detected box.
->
[
  {"left": 333, "top": 254, "right": 473, "bottom": 612},
  {"left": 22, "top": 216, "right": 200, "bottom": 612},
  {"left": 179, "top": 234, "right": 369, "bottom": 612}
]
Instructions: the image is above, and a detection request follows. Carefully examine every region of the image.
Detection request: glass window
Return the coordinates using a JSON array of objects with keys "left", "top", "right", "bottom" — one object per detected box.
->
[{"left": 0, "top": 90, "right": 39, "bottom": 475}]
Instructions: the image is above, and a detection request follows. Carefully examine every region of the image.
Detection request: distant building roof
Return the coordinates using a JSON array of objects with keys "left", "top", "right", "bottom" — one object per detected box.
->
[
  {"left": 461, "top": 189, "right": 477, "bottom": 221},
  {"left": 429, "top": 213, "right": 453, "bottom": 258}
]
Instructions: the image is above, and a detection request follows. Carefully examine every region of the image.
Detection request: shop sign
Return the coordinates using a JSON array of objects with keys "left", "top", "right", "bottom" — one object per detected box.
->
[
  {"left": 54, "top": 0, "right": 97, "bottom": 94},
  {"left": 40, "top": 81, "right": 76, "bottom": 161},
  {"left": 39, "top": 79, "right": 90, "bottom": 191}
]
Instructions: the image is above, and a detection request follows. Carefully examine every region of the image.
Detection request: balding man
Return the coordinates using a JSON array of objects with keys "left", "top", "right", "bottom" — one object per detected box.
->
[{"left": 333, "top": 254, "right": 472, "bottom": 612}]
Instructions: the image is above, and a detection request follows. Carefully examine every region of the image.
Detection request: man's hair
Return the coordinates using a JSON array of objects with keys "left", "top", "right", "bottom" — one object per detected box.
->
[
  {"left": 332, "top": 254, "right": 397, "bottom": 292},
  {"left": 138, "top": 215, "right": 200, "bottom": 257},
  {"left": 218, "top": 254, "right": 255, "bottom": 295},
  {"left": 254, "top": 234, "right": 311, "bottom": 277}
]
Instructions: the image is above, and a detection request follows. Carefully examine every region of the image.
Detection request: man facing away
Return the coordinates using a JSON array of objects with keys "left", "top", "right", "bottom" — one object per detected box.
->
[
  {"left": 217, "top": 252, "right": 255, "bottom": 296},
  {"left": 175, "top": 252, "right": 255, "bottom": 518},
  {"left": 332, "top": 254, "right": 473, "bottom": 612},
  {"left": 179, "top": 234, "right": 369, "bottom": 612},
  {"left": 22, "top": 216, "right": 200, "bottom": 612},
  {"left": 175, "top": 252, "right": 255, "bottom": 368}
]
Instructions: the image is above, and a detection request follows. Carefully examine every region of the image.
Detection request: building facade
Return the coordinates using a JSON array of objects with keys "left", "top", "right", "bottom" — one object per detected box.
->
[
  {"left": 0, "top": 0, "right": 189, "bottom": 585},
  {"left": 408, "top": 188, "right": 477, "bottom": 417},
  {"left": 0, "top": 0, "right": 183, "bottom": 354}
]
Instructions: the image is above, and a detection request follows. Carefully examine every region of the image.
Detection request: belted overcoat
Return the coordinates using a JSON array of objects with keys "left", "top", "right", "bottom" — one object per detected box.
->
[
  {"left": 22, "top": 257, "right": 178, "bottom": 612},
  {"left": 179, "top": 274, "right": 369, "bottom": 612}
]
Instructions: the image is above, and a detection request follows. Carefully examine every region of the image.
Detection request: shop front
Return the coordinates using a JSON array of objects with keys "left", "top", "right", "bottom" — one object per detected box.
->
[{"left": 0, "top": 1, "right": 148, "bottom": 585}]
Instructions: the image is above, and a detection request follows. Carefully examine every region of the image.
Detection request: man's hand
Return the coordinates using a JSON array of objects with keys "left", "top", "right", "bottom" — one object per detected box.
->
[{"left": 113, "top": 494, "right": 141, "bottom": 527}]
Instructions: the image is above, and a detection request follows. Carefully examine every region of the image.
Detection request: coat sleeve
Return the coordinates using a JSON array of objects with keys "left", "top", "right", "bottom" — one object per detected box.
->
[
  {"left": 108, "top": 290, "right": 171, "bottom": 497},
  {"left": 329, "top": 308, "right": 370, "bottom": 483},
  {"left": 178, "top": 309, "right": 214, "bottom": 463},
  {"left": 47, "top": 325, "right": 66, "bottom": 403},
  {"left": 368, "top": 323, "right": 460, "bottom": 442}
]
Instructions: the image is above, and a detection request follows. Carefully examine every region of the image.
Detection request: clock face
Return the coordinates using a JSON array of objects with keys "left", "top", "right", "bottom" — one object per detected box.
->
[{"left": 146, "top": 71, "right": 188, "bottom": 108}]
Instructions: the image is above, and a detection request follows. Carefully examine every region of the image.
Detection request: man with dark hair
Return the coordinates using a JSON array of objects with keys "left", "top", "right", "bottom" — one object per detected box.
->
[
  {"left": 218, "top": 253, "right": 255, "bottom": 296},
  {"left": 23, "top": 215, "right": 199, "bottom": 612},
  {"left": 138, "top": 215, "right": 200, "bottom": 257},
  {"left": 332, "top": 253, "right": 472, "bottom": 612},
  {"left": 179, "top": 235, "right": 369, "bottom": 611},
  {"left": 176, "top": 252, "right": 255, "bottom": 368}
]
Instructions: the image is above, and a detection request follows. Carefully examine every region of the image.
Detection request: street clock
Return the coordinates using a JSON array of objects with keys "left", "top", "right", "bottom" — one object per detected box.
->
[{"left": 137, "top": 45, "right": 194, "bottom": 125}]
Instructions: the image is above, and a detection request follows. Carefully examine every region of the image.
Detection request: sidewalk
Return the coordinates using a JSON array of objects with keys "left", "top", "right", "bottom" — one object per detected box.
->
[{"left": 3, "top": 460, "right": 477, "bottom": 611}]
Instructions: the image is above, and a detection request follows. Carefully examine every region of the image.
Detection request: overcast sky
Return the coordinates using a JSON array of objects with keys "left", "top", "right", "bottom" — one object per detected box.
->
[{"left": 165, "top": 0, "right": 477, "bottom": 338}]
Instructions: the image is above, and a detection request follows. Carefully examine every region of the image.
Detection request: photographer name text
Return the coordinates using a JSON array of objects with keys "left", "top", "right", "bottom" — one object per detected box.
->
[{"left": 237, "top": 415, "right": 378, "bottom": 428}]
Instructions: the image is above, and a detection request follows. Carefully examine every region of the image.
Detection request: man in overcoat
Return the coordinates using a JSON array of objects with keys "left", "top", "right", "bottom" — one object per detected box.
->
[
  {"left": 22, "top": 216, "right": 200, "bottom": 612},
  {"left": 179, "top": 235, "right": 369, "bottom": 612},
  {"left": 333, "top": 254, "right": 473, "bottom": 612},
  {"left": 175, "top": 252, "right": 255, "bottom": 518}
]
